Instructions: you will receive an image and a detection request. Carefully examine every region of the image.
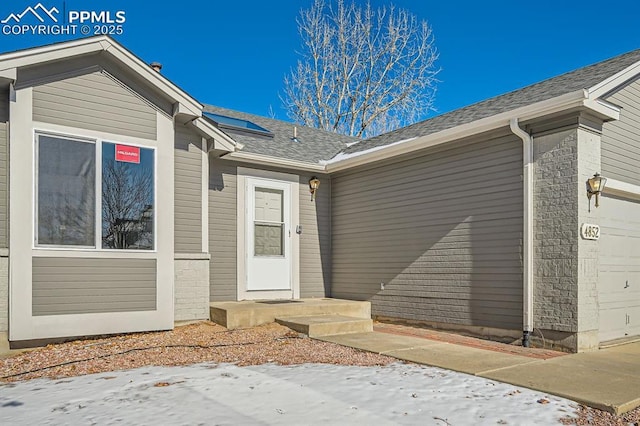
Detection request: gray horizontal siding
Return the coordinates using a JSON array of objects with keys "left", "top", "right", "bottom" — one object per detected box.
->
[
  {"left": 32, "top": 257, "right": 157, "bottom": 316},
  {"left": 602, "top": 79, "right": 640, "bottom": 186},
  {"left": 0, "top": 122, "right": 6, "bottom": 248},
  {"left": 331, "top": 131, "right": 524, "bottom": 330},
  {"left": 209, "top": 159, "right": 237, "bottom": 301},
  {"left": 175, "top": 126, "right": 203, "bottom": 253},
  {"left": 32, "top": 71, "right": 157, "bottom": 140},
  {"left": 299, "top": 174, "right": 331, "bottom": 297}
]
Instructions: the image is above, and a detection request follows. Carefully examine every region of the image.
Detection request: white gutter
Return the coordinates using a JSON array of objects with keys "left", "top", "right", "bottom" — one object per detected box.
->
[
  {"left": 214, "top": 87, "right": 621, "bottom": 179},
  {"left": 223, "top": 151, "right": 326, "bottom": 172},
  {"left": 510, "top": 118, "right": 534, "bottom": 345}
]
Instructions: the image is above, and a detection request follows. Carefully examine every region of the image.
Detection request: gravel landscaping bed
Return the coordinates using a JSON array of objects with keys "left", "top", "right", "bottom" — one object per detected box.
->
[
  {"left": 1, "top": 321, "right": 638, "bottom": 425},
  {"left": 0, "top": 321, "right": 393, "bottom": 382}
]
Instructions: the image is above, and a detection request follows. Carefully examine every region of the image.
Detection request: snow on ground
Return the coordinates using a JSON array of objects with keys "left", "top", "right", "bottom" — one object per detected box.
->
[{"left": 0, "top": 362, "right": 577, "bottom": 425}]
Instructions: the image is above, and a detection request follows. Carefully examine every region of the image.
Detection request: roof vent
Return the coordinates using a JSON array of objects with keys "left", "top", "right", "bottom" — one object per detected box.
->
[
  {"left": 292, "top": 126, "right": 300, "bottom": 143},
  {"left": 150, "top": 62, "right": 162, "bottom": 73}
]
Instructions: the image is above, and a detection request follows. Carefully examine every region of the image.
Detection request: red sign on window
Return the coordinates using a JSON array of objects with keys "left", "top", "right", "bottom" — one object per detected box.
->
[{"left": 115, "top": 144, "right": 140, "bottom": 164}]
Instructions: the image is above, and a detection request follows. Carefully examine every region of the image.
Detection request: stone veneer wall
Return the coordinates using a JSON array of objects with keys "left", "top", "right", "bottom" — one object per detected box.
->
[
  {"left": 533, "top": 128, "right": 580, "bottom": 345},
  {"left": 174, "top": 257, "right": 210, "bottom": 322},
  {"left": 532, "top": 124, "right": 602, "bottom": 352}
]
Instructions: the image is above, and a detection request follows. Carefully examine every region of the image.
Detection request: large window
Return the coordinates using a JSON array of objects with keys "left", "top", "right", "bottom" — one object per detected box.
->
[
  {"left": 102, "top": 143, "right": 154, "bottom": 250},
  {"left": 35, "top": 134, "right": 155, "bottom": 250},
  {"left": 36, "top": 135, "right": 96, "bottom": 246}
]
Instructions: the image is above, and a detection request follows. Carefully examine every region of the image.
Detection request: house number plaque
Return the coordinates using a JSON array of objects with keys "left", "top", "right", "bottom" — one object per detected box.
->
[{"left": 580, "top": 223, "right": 600, "bottom": 240}]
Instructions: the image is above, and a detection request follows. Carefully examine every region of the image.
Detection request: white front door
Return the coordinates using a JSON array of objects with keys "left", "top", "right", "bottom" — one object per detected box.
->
[{"left": 246, "top": 178, "right": 292, "bottom": 293}]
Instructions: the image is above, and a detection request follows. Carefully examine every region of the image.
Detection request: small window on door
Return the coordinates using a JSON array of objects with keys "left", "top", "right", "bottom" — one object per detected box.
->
[{"left": 254, "top": 187, "right": 284, "bottom": 256}]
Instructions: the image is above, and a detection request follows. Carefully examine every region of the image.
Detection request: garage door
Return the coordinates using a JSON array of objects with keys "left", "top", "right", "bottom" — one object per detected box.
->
[{"left": 598, "top": 194, "right": 640, "bottom": 342}]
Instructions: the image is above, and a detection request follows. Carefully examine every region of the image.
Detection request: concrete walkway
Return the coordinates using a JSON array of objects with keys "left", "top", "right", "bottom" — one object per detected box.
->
[{"left": 318, "top": 331, "right": 640, "bottom": 415}]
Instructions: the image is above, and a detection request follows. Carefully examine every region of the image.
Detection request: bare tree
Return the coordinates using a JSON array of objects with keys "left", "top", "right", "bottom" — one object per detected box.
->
[
  {"left": 102, "top": 160, "right": 153, "bottom": 250},
  {"left": 282, "top": 0, "right": 439, "bottom": 138}
]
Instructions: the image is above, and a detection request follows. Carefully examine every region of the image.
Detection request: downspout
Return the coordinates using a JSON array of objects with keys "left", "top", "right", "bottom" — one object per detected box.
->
[{"left": 510, "top": 118, "right": 534, "bottom": 347}]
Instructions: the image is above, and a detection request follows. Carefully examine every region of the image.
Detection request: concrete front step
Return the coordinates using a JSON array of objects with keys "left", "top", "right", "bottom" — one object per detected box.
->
[
  {"left": 210, "top": 298, "right": 371, "bottom": 329},
  {"left": 276, "top": 315, "right": 374, "bottom": 337}
]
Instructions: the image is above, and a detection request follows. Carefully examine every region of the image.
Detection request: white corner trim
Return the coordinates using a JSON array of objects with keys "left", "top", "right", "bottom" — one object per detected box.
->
[
  {"left": 236, "top": 174, "right": 247, "bottom": 301},
  {"left": 327, "top": 89, "right": 590, "bottom": 172},
  {"left": 201, "top": 138, "right": 209, "bottom": 254},
  {"left": 604, "top": 178, "right": 640, "bottom": 201},
  {"left": 9, "top": 85, "right": 34, "bottom": 341},
  {"left": 228, "top": 152, "right": 326, "bottom": 172},
  {"left": 509, "top": 118, "right": 534, "bottom": 334}
]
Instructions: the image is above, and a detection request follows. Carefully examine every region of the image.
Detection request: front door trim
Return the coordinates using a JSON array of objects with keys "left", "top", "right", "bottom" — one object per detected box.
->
[{"left": 237, "top": 167, "right": 300, "bottom": 300}]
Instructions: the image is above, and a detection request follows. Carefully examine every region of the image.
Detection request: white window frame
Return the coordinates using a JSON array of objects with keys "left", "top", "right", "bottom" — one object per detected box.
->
[
  {"left": 33, "top": 130, "right": 158, "bottom": 253},
  {"left": 34, "top": 132, "right": 97, "bottom": 249},
  {"left": 252, "top": 186, "right": 287, "bottom": 258}
]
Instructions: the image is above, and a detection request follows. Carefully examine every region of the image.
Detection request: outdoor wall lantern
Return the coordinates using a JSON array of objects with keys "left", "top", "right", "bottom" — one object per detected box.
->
[
  {"left": 586, "top": 172, "right": 607, "bottom": 209},
  {"left": 309, "top": 176, "right": 321, "bottom": 201}
]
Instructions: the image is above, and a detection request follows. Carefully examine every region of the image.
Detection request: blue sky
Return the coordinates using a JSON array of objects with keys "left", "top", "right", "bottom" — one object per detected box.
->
[{"left": 1, "top": 0, "right": 639, "bottom": 122}]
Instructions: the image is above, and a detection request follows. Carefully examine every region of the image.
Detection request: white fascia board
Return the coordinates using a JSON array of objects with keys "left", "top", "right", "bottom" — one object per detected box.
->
[
  {"left": 588, "top": 60, "right": 640, "bottom": 99},
  {"left": 189, "top": 117, "right": 239, "bottom": 152},
  {"left": 102, "top": 41, "right": 202, "bottom": 117},
  {"left": 223, "top": 151, "right": 327, "bottom": 172},
  {"left": 0, "top": 36, "right": 203, "bottom": 118},
  {"left": 604, "top": 178, "right": 640, "bottom": 201},
  {"left": 327, "top": 89, "right": 590, "bottom": 172},
  {"left": 0, "top": 67, "right": 17, "bottom": 81},
  {"left": 583, "top": 98, "right": 620, "bottom": 121},
  {"left": 0, "top": 37, "right": 105, "bottom": 71}
]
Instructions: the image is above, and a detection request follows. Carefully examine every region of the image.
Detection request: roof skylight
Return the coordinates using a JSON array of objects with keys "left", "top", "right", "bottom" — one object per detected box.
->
[{"left": 204, "top": 112, "right": 272, "bottom": 136}]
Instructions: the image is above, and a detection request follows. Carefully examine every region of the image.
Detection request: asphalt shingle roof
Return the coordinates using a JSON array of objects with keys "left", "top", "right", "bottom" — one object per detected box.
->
[
  {"left": 204, "top": 49, "right": 640, "bottom": 163},
  {"left": 203, "top": 105, "right": 358, "bottom": 164},
  {"left": 342, "top": 48, "right": 640, "bottom": 155}
]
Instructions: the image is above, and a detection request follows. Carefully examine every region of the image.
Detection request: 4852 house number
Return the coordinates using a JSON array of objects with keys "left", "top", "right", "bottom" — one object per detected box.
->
[{"left": 581, "top": 223, "right": 600, "bottom": 240}]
